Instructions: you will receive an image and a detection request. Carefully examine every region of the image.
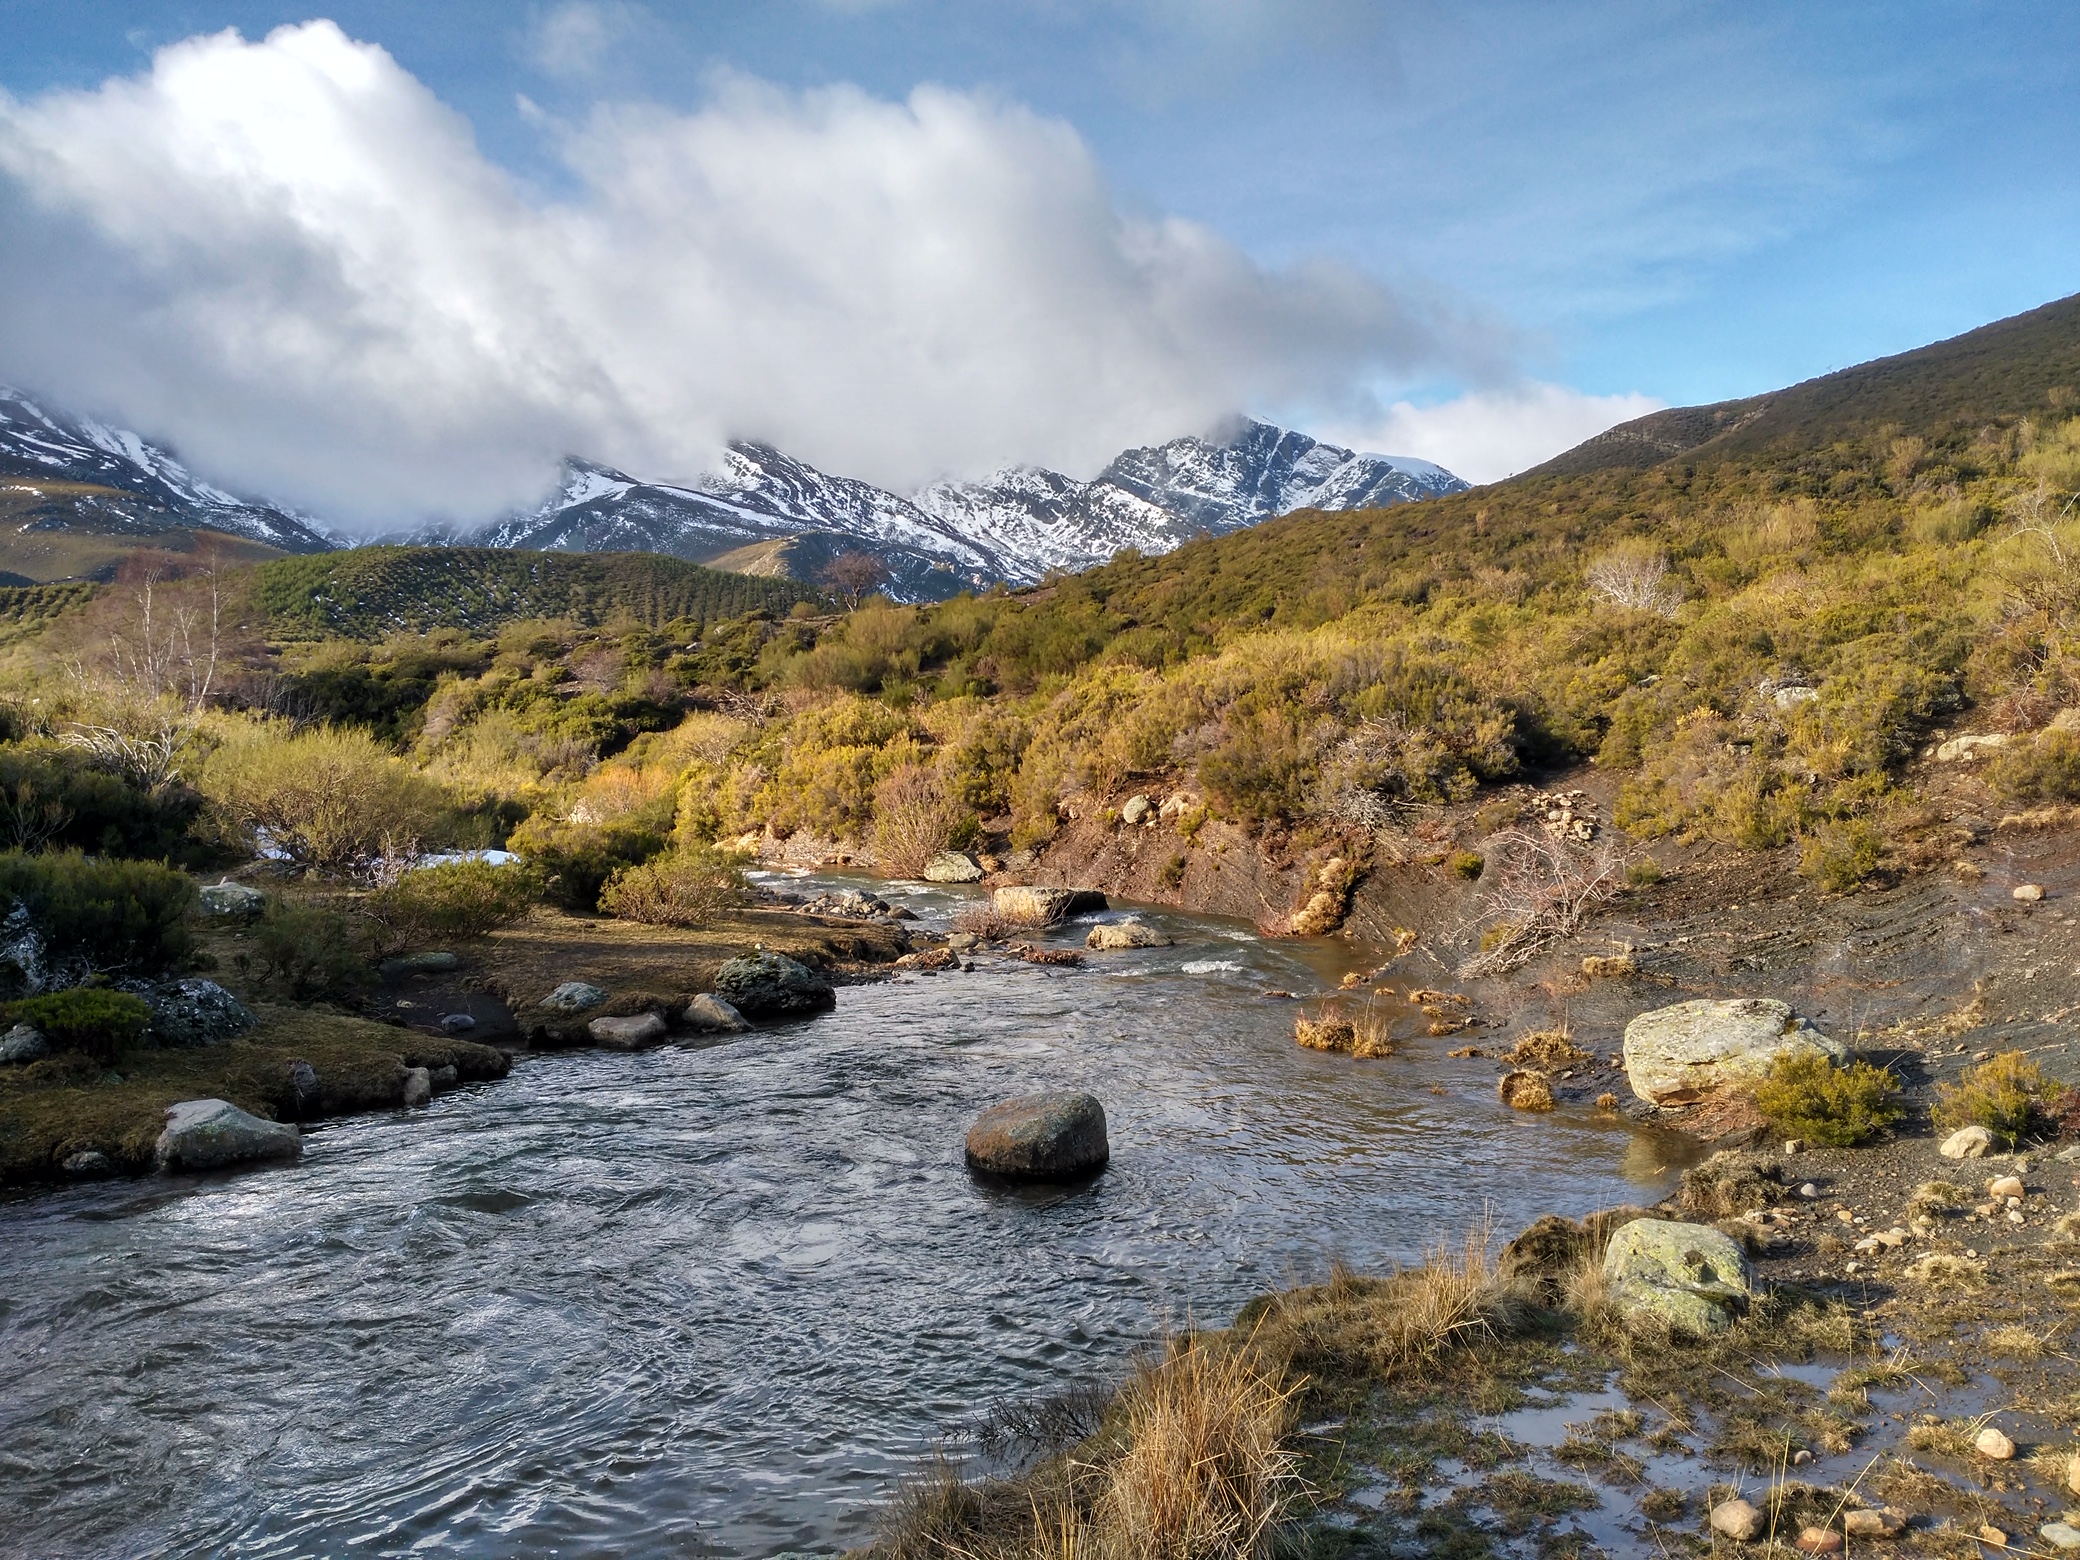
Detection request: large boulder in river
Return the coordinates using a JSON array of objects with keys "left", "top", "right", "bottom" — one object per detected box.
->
[
  {"left": 1086, "top": 919, "right": 1172, "bottom": 950},
  {"left": 712, "top": 952, "right": 835, "bottom": 1017},
  {"left": 155, "top": 1099, "right": 301, "bottom": 1173},
  {"left": 924, "top": 851, "right": 984, "bottom": 884},
  {"left": 964, "top": 1091, "right": 1109, "bottom": 1179},
  {"left": 1622, "top": 997, "right": 1846, "bottom": 1105},
  {"left": 992, "top": 886, "right": 1107, "bottom": 926},
  {"left": 1601, "top": 1217, "right": 1752, "bottom": 1335}
]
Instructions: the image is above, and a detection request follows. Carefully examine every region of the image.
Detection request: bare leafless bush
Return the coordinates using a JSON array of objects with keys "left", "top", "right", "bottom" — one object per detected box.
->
[
  {"left": 1585, "top": 542, "right": 1684, "bottom": 616},
  {"left": 873, "top": 762, "right": 966, "bottom": 879},
  {"left": 1457, "top": 826, "right": 1626, "bottom": 978}
]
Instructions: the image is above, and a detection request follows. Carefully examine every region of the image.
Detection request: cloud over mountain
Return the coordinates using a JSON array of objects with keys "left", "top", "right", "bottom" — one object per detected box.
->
[{"left": 0, "top": 21, "right": 1498, "bottom": 531}]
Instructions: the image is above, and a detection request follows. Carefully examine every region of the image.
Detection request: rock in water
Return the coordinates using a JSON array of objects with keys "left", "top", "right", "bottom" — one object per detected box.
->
[
  {"left": 1621, "top": 998, "right": 1846, "bottom": 1105},
  {"left": 964, "top": 1092, "right": 1109, "bottom": 1180},
  {"left": 0, "top": 1023, "right": 48, "bottom": 1064},
  {"left": 1601, "top": 1218, "right": 1753, "bottom": 1335},
  {"left": 155, "top": 1099, "right": 301, "bottom": 1172},
  {"left": 684, "top": 993, "right": 751, "bottom": 1032},
  {"left": 1085, "top": 919, "right": 1173, "bottom": 950},
  {"left": 923, "top": 851, "right": 984, "bottom": 883},
  {"left": 62, "top": 1149, "right": 114, "bottom": 1179},
  {"left": 712, "top": 952, "right": 835, "bottom": 1017},
  {"left": 125, "top": 978, "right": 254, "bottom": 1048},
  {"left": 541, "top": 981, "right": 608, "bottom": 1013},
  {"left": 439, "top": 1012, "right": 477, "bottom": 1034},
  {"left": 1940, "top": 1125, "right": 1993, "bottom": 1159},
  {"left": 1711, "top": 1499, "right": 1763, "bottom": 1542},
  {"left": 198, "top": 881, "right": 267, "bottom": 921},
  {"left": 2042, "top": 1523, "right": 2080, "bottom": 1553},
  {"left": 589, "top": 1012, "right": 668, "bottom": 1050},
  {"left": 991, "top": 886, "right": 1107, "bottom": 926},
  {"left": 401, "top": 1066, "right": 433, "bottom": 1107}
]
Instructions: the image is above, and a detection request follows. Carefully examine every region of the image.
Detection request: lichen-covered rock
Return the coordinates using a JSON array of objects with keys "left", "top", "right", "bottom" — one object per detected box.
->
[
  {"left": 1120, "top": 795, "right": 1152, "bottom": 826},
  {"left": 964, "top": 1092, "right": 1109, "bottom": 1179},
  {"left": 198, "top": 881, "right": 267, "bottom": 921},
  {"left": 1941, "top": 1125, "right": 1993, "bottom": 1159},
  {"left": 1601, "top": 1217, "right": 1753, "bottom": 1335},
  {"left": 712, "top": 952, "right": 835, "bottom": 1017},
  {"left": 123, "top": 978, "right": 254, "bottom": 1048},
  {"left": 0, "top": 903, "right": 46, "bottom": 998},
  {"left": 62, "top": 1149, "right": 114, "bottom": 1179},
  {"left": 0, "top": 1023, "right": 47, "bottom": 1064},
  {"left": 923, "top": 851, "right": 984, "bottom": 883},
  {"left": 992, "top": 886, "right": 1107, "bottom": 926},
  {"left": 1085, "top": 919, "right": 1172, "bottom": 950},
  {"left": 684, "top": 993, "right": 751, "bottom": 1032},
  {"left": 155, "top": 1099, "right": 301, "bottom": 1173},
  {"left": 589, "top": 1012, "right": 668, "bottom": 1050},
  {"left": 389, "top": 951, "right": 460, "bottom": 975},
  {"left": 541, "top": 981, "right": 608, "bottom": 1013},
  {"left": 1622, "top": 998, "right": 1846, "bottom": 1105}
]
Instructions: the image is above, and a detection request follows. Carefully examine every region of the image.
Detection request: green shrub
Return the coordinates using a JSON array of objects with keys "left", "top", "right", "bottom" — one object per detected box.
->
[
  {"left": 1935, "top": 1050, "right": 2067, "bottom": 1148},
  {"left": 243, "top": 900, "right": 373, "bottom": 1003},
  {"left": 3, "top": 989, "right": 151, "bottom": 1063},
  {"left": 1449, "top": 850, "right": 1485, "bottom": 881},
  {"left": 364, "top": 859, "right": 539, "bottom": 954},
  {"left": 1752, "top": 1052, "right": 1904, "bottom": 1147},
  {"left": 1988, "top": 729, "right": 2080, "bottom": 803},
  {"left": 1798, "top": 819, "right": 1883, "bottom": 892},
  {"left": 598, "top": 845, "right": 748, "bottom": 928},
  {"left": 0, "top": 850, "right": 193, "bottom": 977},
  {"left": 200, "top": 723, "right": 449, "bottom": 874},
  {"left": 506, "top": 813, "right": 668, "bottom": 911}
]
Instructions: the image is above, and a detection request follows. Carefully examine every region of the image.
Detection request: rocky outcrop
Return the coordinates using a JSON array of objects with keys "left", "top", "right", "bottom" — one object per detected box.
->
[
  {"left": 124, "top": 978, "right": 254, "bottom": 1048},
  {"left": 541, "top": 981, "right": 608, "bottom": 1013},
  {"left": 1601, "top": 1217, "right": 1752, "bottom": 1334},
  {"left": 1085, "top": 919, "right": 1172, "bottom": 950},
  {"left": 1622, "top": 998, "right": 1846, "bottom": 1105},
  {"left": 964, "top": 1091, "right": 1110, "bottom": 1179},
  {"left": 155, "top": 1099, "right": 302, "bottom": 1173},
  {"left": 589, "top": 1012, "right": 668, "bottom": 1050},
  {"left": 993, "top": 886, "right": 1107, "bottom": 926},
  {"left": 712, "top": 952, "right": 836, "bottom": 1016},
  {"left": 198, "top": 881, "right": 266, "bottom": 921},
  {"left": 924, "top": 851, "right": 984, "bottom": 883},
  {"left": 684, "top": 993, "right": 751, "bottom": 1032}
]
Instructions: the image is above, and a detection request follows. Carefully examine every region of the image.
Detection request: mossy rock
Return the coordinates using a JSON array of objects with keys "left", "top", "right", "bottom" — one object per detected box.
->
[{"left": 1601, "top": 1217, "right": 1753, "bottom": 1336}]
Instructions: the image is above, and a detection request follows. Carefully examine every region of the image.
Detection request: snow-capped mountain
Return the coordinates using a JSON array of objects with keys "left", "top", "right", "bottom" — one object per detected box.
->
[
  {"left": 465, "top": 420, "right": 1466, "bottom": 599},
  {"left": 0, "top": 390, "right": 337, "bottom": 554}
]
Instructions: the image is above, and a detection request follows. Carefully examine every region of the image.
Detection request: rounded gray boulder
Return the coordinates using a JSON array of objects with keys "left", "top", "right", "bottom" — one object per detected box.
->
[
  {"left": 713, "top": 952, "right": 835, "bottom": 1017},
  {"left": 964, "top": 1091, "right": 1109, "bottom": 1180},
  {"left": 155, "top": 1099, "right": 302, "bottom": 1173}
]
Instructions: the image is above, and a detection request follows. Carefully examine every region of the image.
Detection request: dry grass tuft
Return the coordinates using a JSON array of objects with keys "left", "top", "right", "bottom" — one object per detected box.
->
[
  {"left": 1502, "top": 1029, "right": 1592, "bottom": 1068},
  {"left": 1498, "top": 1069, "right": 1555, "bottom": 1111},
  {"left": 1910, "top": 1180, "right": 1971, "bottom": 1220},
  {"left": 1294, "top": 1001, "right": 1396, "bottom": 1059},
  {"left": 1294, "top": 1017, "right": 1356, "bottom": 1053},
  {"left": 1984, "top": 1324, "right": 2047, "bottom": 1360}
]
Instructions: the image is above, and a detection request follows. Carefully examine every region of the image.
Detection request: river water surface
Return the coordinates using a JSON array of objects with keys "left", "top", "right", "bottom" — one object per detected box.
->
[{"left": 0, "top": 878, "right": 1692, "bottom": 1559}]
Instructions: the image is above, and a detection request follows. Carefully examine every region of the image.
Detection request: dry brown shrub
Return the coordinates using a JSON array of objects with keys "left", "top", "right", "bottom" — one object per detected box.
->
[
  {"left": 1458, "top": 827, "right": 1626, "bottom": 979},
  {"left": 951, "top": 904, "right": 1014, "bottom": 941},
  {"left": 1294, "top": 1017, "right": 1355, "bottom": 1053},
  {"left": 1503, "top": 1029, "right": 1592, "bottom": 1068},
  {"left": 873, "top": 763, "right": 966, "bottom": 879},
  {"left": 1498, "top": 1069, "right": 1554, "bottom": 1111}
]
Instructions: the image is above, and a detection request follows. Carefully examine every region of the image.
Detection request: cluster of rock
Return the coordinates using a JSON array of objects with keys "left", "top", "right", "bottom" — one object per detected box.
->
[
  {"left": 764, "top": 887, "right": 917, "bottom": 923},
  {"left": 540, "top": 951, "right": 835, "bottom": 1054},
  {"left": 0, "top": 977, "right": 256, "bottom": 1069}
]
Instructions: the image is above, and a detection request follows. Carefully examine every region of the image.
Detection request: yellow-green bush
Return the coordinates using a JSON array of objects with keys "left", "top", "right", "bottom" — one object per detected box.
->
[
  {"left": 599, "top": 844, "right": 748, "bottom": 927},
  {"left": 364, "top": 860, "right": 540, "bottom": 954},
  {"left": 201, "top": 722, "right": 449, "bottom": 874},
  {"left": 1752, "top": 1052, "right": 1903, "bottom": 1146},
  {"left": 1935, "top": 1050, "right": 2067, "bottom": 1148},
  {"left": 1989, "top": 728, "right": 2080, "bottom": 802}
]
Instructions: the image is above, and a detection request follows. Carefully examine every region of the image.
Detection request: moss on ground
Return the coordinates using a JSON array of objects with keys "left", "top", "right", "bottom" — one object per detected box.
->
[{"left": 0, "top": 1004, "right": 506, "bottom": 1186}]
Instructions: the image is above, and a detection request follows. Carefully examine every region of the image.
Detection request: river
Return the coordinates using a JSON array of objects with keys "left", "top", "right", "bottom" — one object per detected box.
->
[{"left": 0, "top": 876, "right": 1693, "bottom": 1559}]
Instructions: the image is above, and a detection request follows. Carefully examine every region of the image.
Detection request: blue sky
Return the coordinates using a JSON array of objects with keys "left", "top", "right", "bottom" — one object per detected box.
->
[{"left": 0, "top": 1, "right": 2075, "bottom": 516}]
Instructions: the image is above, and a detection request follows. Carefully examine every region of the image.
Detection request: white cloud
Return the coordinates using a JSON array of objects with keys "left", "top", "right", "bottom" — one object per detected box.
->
[
  {"left": 526, "top": 2, "right": 638, "bottom": 80},
  {"left": 1319, "top": 382, "right": 1665, "bottom": 486},
  {"left": 0, "top": 21, "right": 1495, "bottom": 530}
]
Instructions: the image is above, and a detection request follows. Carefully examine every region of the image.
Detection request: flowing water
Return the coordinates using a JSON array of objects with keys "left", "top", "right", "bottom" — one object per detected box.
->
[{"left": 0, "top": 878, "right": 1696, "bottom": 1559}]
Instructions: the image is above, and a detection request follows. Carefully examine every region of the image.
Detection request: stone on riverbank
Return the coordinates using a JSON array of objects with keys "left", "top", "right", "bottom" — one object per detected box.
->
[
  {"left": 992, "top": 886, "right": 1107, "bottom": 927},
  {"left": 589, "top": 1012, "right": 668, "bottom": 1050},
  {"left": 923, "top": 851, "right": 983, "bottom": 883},
  {"left": 2043, "top": 1524, "right": 2080, "bottom": 1553},
  {"left": 541, "top": 981, "right": 608, "bottom": 1013},
  {"left": 964, "top": 1091, "right": 1109, "bottom": 1180},
  {"left": 126, "top": 978, "right": 254, "bottom": 1048},
  {"left": 1844, "top": 1509, "right": 1906, "bottom": 1539},
  {"left": 713, "top": 952, "right": 836, "bottom": 1017},
  {"left": 1622, "top": 997, "right": 1846, "bottom": 1105},
  {"left": 1976, "top": 1426, "right": 2016, "bottom": 1460},
  {"left": 684, "top": 993, "right": 751, "bottom": 1032},
  {"left": 0, "top": 1023, "right": 47, "bottom": 1063},
  {"left": 401, "top": 1066, "right": 432, "bottom": 1107},
  {"left": 155, "top": 1098, "right": 302, "bottom": 1173},
  {"left": 1086, "top": 919, "right": 1172, "bottom": 950},
  {"left": 1601, "top": 1217, "right": 1752, "bottom": 1335},
  {"left": 1711, "top": 1499, "right": 1763, "bottom": 1541},
  {"left": 391, "top": 951, "right": 460, "bottom": 975},
  {"left": 62, "top": 1149, "right": 114, "bottom": 1178}
]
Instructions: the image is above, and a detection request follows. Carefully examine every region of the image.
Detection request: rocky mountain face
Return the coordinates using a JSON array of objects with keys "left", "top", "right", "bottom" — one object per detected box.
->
[
  {"left": 466, "top": 419, "right": 1467, "bottom": 599},
  {"left": 0, "top": 389, "right": 1465, "bottom": 599},
  {"left": 0, "top": 390, "right": 337, "bottom": 556}
]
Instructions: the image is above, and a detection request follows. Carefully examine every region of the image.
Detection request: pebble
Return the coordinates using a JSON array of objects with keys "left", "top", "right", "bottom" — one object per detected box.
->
[
  {"left": 1989, "top": 1175, "right": 2026, "bottom": 1200},
  {"left": 1784, "top": 1139, "right": 1804, "bottom": 1155},
  {"left": 2015, "top": 883, "right": 2046, "bottom": 902},
  {"left": 1796, "top": 1526, "right": 1843, "bottom": 1554},
  {"left": 1975, "top": 1426, "right": 2016, "bottom": 1461},
  {"left": 1845, "top": 1509, "right": 1906, "bottom": 1539},
  {"left": 1980, "top": 1526, "right": 2009, "bottom": 1548},
  {"left": 1799, "top": 1182, "right": 1819, "bottom": 1198},
  {"left": 1711, "top": 1498, "right": 1764, "bottom": 1542},
  {"left": 2043, "top": 1524, "right": 2080, "bottom": 1554}
]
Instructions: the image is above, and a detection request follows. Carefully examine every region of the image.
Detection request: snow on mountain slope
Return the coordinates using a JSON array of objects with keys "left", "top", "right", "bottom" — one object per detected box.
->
[{"left": 0, "top": 389, "right": 339, "bottom": 554}]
